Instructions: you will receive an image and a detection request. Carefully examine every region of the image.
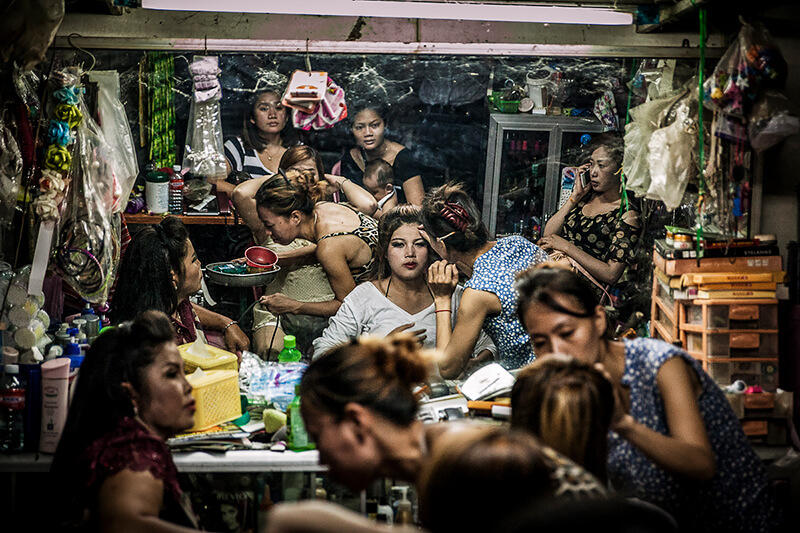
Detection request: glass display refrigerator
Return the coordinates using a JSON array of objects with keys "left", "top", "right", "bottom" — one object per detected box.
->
[{"left": 482, "top": 113, "right": 604, "bottom": 241}]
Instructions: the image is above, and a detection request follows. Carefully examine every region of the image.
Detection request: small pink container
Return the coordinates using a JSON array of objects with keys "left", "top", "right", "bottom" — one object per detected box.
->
[{"left": 245, "top": 246, "right": 278, "bottom": 273}]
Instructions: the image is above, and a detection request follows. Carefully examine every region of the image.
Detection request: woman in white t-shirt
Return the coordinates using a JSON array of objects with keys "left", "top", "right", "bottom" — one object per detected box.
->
[{"left": 312, "top": 205, "right": 495, "bottom": 371}]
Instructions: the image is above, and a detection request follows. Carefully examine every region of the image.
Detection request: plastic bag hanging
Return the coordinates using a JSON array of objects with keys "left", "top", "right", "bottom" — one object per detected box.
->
[
  {"left": 54, "top": 70, "right": 122, "bottom": 304},
  {"left": 182, "top": 55, "right": 226, "bottom": 179},
  {"left": 646, "top": 90, "right": 699, "bottom": 211},
  {"left": 0, "top": 117, "right": 23, "bottom": 228},
  {"left": 88, "top": 71, "right": 139, "bottom": 211}
]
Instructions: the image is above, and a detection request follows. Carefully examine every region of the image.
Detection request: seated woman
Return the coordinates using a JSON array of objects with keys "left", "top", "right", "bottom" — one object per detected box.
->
[
  {"left": 254, "top": 168, "right": 379, "bottom": 319},
  {"left": 312, "top": 205, "right": 495, "bottom": 369},
  {"left": 421, "top": 183, "right": 549, "bottom": 378},
  {"left": 110, "top": 216, "right": 249, "bottom": 356},
  {"left": 515, "top": 265, "right": 779, "bottom": 532},
  {"left": 50, "top": 310, "right": 200, "bottom": 531},
  {"left": 338, "top": 105, "right": 425, "bottom": 206},
  {"left": 538, "top": 133, "right": 641, "bottom": 305},
  {"left": 219, "top": 89, "right": 290, "bottom": 197},
  {"left": 511, "top": 353, "right": 615, "bottom": 482},
  {"left": 418, "top": 427, "right": 607, "bottom": 533}
]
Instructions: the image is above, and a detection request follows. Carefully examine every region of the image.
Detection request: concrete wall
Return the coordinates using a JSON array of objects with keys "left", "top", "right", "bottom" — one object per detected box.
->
[{"left": 760, "top": 36, "right": 800, "bottom": 254}]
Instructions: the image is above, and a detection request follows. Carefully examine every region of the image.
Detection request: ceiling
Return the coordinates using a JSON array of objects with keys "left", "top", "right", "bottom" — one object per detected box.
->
[{"left": 64, "top": 0, "right": 800, "bottom": 35}]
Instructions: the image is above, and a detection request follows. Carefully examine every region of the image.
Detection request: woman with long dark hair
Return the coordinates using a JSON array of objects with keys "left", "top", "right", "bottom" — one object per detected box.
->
[
  {"left": 218, "top": 89, "right": 290, "bottom": 197},
  {"left": 51, "top": 311, "right": 201, "bottom": 531},
  {"left": 312, "top": 205, "right": 495, "bottom": 368},
  {"left": 110, "top": 216, "right": 249, "bottom": 354},
  {"left": 338, "top": 105, "right": 425, "bottom": 206}
]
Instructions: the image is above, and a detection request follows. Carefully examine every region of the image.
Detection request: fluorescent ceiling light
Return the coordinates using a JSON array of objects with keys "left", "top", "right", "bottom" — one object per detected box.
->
[{"left": 141, "top": 0, "right": 634, "bottom": 25}]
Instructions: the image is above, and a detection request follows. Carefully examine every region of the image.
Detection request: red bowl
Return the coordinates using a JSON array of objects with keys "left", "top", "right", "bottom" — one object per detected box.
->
[{"left": 245, "top": 246, "right": 278, "bottom": 269}]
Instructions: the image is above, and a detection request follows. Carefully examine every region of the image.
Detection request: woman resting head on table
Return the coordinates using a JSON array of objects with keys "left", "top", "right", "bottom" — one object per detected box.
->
[
  {"left": 311, "top": 204, "right": 496, "bottom": 371},
  {"left": 110, "top": 216, "right": 249, "bottom": 358},
  {"left": 511, "top": 353, "right": 615, "bottom": 482},
  {"left": 337, "top": 104, "right": 425, "bottom": 206},
  {"left": 538, "top": 132, "right": 640, "bottom": 304},
  {"left": 514, "top": 264, "right": 779, "bottom": 532},
  {"left": 253, "top": 168, "right": 379, "bottom": 319},
  {"left": 420, "top": 182, "right": 548, "bottom": 378},
  {"left": 50, "top": 311, "right": 201, "bottom": 531}
]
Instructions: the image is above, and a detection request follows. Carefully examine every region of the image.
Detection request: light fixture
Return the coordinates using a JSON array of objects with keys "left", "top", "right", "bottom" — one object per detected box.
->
[{"left": 141, "top": 0, "right": 634, "bottom": 26}]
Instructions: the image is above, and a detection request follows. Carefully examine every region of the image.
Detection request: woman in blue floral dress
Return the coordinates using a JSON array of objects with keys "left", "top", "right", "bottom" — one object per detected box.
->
[
  {"left": 421, "top": 183, "right": 549, "bottom": 378},
  {"left": 514, "top": 265, "right": 778, "bottom": 532}
]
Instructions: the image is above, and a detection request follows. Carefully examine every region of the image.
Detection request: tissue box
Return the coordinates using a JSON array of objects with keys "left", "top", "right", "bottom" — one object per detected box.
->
[
  {"left": 187, "top": 369, "right": 242, "bottom": 431},
  {"left": 179, "top": 342, "right": 238, "bottom": 373}
]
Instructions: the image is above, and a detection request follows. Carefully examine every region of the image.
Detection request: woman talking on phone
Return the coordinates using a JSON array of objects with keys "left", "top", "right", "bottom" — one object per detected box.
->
[{"left": 538, "top": 133, "right": 641, "bottom": 305}]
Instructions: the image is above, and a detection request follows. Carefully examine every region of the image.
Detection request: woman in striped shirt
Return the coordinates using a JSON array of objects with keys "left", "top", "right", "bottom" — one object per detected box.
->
[{"left": 220, "top": 90, "right": 289, "bottom": 196}]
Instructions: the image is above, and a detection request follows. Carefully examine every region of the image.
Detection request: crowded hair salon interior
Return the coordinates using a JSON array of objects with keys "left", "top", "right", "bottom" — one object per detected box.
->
[{"left": 2, "top": 0, "right": 800, "bottom": 531}]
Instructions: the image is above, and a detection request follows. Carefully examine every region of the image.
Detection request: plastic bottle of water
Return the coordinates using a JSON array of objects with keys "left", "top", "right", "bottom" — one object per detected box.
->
[{"left": 0, "top": 362, "right": 26, "bottom": 453}]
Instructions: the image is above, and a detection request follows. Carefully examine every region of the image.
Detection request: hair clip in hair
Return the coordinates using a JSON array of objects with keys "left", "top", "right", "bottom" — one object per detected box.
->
[
  {"left": 278, "top": 167, "right": 297, "bottom": 190},
  {"left": 440, "top": 202, "right": 470, "bottom": 232}
]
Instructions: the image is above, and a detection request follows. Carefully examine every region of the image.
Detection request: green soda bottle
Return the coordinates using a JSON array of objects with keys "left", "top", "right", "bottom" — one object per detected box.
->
[
  {"left": 278, "top": 335, "right": 302, "bottom": 363},
  {"left": 286, "top": 385, "right": 314, "bottom": 451}
]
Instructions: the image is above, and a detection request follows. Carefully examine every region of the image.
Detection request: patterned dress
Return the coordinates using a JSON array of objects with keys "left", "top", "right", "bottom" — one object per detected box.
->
[
  {"left": 317, "top": 203, "right": 380, "bottom": 284},
  {"left": 464, "top": 236, "right": 549, "bottom": 369},
  {"left": 607, "top": 338, "right": 778, "bottom": 532},
  {"left": 562, "top": 195, "right": 640, "bottom": 302}
]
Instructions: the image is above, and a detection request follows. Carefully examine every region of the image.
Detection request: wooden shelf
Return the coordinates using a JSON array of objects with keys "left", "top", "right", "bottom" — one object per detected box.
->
[{"left": 124, "top": 212, "right": 241, "bottom": 226}]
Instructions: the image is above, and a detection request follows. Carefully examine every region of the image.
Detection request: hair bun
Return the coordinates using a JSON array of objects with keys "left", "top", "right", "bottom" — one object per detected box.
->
[{"left": 371, "top": 332, "right": 430, "bottom": 386}]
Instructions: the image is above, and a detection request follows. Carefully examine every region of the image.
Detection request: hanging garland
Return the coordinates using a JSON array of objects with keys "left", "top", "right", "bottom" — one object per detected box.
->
[{"left": 33, "top": 80, "right": 84, "bottom": 221}]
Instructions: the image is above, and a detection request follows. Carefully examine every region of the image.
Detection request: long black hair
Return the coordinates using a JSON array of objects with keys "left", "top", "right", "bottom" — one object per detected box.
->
[
  {"left": 110, "top": 217, "right": 189, "bottom": 324},
  {"left": 50, "top": 311, "right": 176, "bottom": 524}
]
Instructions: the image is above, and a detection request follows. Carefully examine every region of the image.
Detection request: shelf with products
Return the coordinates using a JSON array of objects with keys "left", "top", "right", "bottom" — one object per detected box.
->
[{"left": 482, "top": 113, "right": 604, "bottom": 241}]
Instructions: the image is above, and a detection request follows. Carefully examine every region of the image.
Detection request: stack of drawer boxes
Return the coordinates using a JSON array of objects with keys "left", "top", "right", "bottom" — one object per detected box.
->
[{"left": 679, "top": 299, "right": 779, "bottom": 392}]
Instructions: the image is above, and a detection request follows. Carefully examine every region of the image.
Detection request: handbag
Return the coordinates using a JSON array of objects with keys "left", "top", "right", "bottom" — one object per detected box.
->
[{"left": 546, "top": 252, "right": 618, "bottom": 307}]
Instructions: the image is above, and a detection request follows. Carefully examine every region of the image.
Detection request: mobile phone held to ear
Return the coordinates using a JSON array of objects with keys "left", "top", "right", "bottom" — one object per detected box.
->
[{"left": 580, "top": 171, "right": 589, "bottom": 188}]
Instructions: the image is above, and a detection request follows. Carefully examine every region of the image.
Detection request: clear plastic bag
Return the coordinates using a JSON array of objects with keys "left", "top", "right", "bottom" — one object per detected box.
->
[
  {"left": 704, "top": 22, "right": 787, "bottom": 118},
  {"left": 748, "top": 90, "right": 800, "bottom": 153},
  {"left": 623, "top": 88, "right": 686, "bottom": 196},
  {"left": 646, "top": 91, "right": 699, "bottom": 211},
  {"left": 54, "top": 80, "right": 122, "bottom": 303},
  {"left": 238, "top": 350, "right": 307, "bottom": 411},
  {"left": 182, "top": 56, "right": 226, "bottom": 179},
  {"left": 88, "top": 71, "right": 138, "bottom": 211},
  {"left": 0, "top": 117, "right": 23, "bottom": 228}
]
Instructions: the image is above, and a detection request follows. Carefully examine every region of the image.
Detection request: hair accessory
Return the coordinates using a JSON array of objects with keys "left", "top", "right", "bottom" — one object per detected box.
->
[{"left": 439, "top": 201, "right": 470, "bottom": 231}]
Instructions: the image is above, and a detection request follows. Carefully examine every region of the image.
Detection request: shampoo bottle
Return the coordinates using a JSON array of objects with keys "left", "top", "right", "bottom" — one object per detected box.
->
[
  {"left": 39, "top": 358, "right": 71, "bottom": 453},
  {"left": 394, "top": 486, "right": 413, "bottom": 525}
]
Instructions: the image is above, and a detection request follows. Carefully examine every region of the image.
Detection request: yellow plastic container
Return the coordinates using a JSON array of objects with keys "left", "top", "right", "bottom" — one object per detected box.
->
[
  {"left": 178, "top": 342, "right": 238, "bottom": 373},
  {"left": 186, "top": 369, "right": 242, "bottom": 431}
]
